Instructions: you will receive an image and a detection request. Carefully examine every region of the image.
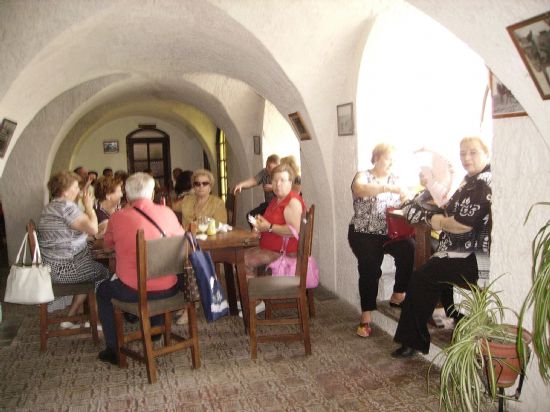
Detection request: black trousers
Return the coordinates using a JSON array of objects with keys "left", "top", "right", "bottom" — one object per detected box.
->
[
  {"left": 348, "top": 225, "right": 415, "bottom": 312},
  {"left": 394, "top": 253, "right": 478, "bottom": 353}
]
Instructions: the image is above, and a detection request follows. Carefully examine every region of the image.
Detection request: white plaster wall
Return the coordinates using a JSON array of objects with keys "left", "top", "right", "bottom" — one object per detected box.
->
[
  {"left": 262, "top": 100, "right": 301, "bottom": 166},
  {"left": 71, "top": 116, "right": 204, "bottom": 180}
]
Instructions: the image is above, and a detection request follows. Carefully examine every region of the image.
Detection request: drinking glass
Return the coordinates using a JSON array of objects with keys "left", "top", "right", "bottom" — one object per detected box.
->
[{"left": 197, "top": 216, "right": 209, "bottom": 234}]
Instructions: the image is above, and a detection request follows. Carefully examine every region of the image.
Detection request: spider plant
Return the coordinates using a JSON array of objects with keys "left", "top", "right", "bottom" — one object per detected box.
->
[
  {"left": 518, "top": 202, "right": 550, "bottom": 382},
  {"left": 429, "top": 277, "right": 528, "bottom": 412}
]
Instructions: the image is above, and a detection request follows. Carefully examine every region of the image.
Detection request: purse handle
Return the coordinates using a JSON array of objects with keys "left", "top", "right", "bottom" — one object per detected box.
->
[{"left": 15, "top": 231, "right": 42, "bottom": 266}]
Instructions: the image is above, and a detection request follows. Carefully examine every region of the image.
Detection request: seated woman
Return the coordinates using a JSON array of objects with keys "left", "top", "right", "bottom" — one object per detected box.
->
[
  {"left": 244, "top": 163, "right": 305, "bottom": 277},
  {"left": 348, "top": 143, "right": 414, "bottom": 338},
  {"left": 93, "top": 176, "right": 123, "bottom": 238},
  {"left": 171, "top": 170, "right": 193, "bottom": 213},
  {"left": 180, "top": 169, "right": 227, "bottom": 229},
  {"left": 392, "top": 136, "right": 491, "bottom": 358},
  {"left": 37, "top": 171, "right": 110, "bottom": 327}
]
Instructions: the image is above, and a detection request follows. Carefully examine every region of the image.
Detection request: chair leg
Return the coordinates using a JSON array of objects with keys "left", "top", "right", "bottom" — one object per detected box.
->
[
  {"left": 140, "top": 315, "right": 157, "bottom": 384},
  {"left": 39, "top": 303, "right": 48, "bottom": 352},
  {"left": 265, "top": 299, "right": 272, "bottom": 319},
  {"left": 114, "top": 308, "right": 127, "bottom": 368},
  {"left": 299, "top": 296, "right": 312, "bottom": 356},
  {"left": 249, "top": 298, "right": 258, "bottom": 360},
  {"left": 307, "top": 289, "right": 316, "bottom": 318},
  {"left": 87, "top": 291, "right": 100, "bottom": 343},
  {"left": 163, "top": 312, "right": 172, "bottom": 346},
  {"left": 188, "top": 303, "right": 201, "bottom": 368}
]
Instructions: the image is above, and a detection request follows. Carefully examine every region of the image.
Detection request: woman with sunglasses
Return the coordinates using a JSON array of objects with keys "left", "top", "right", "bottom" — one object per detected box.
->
[{"left": 180, "top": 169, "right": 227, "bottom": 229}]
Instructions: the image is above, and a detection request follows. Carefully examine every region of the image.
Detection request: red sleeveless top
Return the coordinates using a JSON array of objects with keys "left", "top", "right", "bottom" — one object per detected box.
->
[{"left": 259, "top": 191, "right": 306, "bottom": 253}]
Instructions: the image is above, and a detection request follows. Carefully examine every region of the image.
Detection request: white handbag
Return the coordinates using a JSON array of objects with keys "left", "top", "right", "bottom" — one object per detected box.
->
[{"left": 4, "top": 231, "right": 54, "bottom": 304}]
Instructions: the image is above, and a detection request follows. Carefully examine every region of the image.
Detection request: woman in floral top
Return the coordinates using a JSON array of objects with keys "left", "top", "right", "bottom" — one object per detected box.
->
[
  {"left": 392, "top": 136, "right": 491, "bottom": 358},
  {"left": 348, "top": 143, "right": 414, "bottom": 338}
]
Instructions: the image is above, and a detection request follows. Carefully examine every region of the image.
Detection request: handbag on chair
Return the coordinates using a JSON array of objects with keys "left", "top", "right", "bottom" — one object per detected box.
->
[
  {"left": 184, "top": 232, "right": 229, "bottom": 322},
  {"left": 4, "top": 231, "right": 54, "bottom": 304}
]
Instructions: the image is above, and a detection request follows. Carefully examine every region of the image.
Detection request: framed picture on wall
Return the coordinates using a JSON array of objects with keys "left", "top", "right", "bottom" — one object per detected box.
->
[
  {"left": 253, "top": 135, "right": 261, "bottom": 155},
  {"left": 489, "top": 72, "right": 527, "bottom": 119},
  {"left": 103, "top": 140, "right": 119, "bottom": 154},
  {"left": 0, "top": 118, "right": 17, "bottom": 158},
  {"left": 507, "top": 11, "right": 550, "bottom": 100},
  {"left": 337, "top": 103, "right": 354, "bottom": 135},
  {"left": 288, "top": 111, "right": 312, "bottom": 140}
]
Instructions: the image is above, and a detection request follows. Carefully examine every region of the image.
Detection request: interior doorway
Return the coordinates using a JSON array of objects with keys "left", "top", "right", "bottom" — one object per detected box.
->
[{"left": 126, "top": 125, "right": 172, "bottom": 190}]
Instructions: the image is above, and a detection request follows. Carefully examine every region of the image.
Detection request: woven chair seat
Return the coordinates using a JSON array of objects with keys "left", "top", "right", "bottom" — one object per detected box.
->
[
  {"left": 248, "top": 276, "right": 300, "bottom": 300},
  {"left": 112, "top": 291, "right": 188, "bottom": 317}
]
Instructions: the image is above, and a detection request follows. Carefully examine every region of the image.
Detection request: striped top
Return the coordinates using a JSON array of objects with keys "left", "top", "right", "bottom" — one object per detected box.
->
[{"left": 37, "top": 199, "right": 87, "bottom": 260}]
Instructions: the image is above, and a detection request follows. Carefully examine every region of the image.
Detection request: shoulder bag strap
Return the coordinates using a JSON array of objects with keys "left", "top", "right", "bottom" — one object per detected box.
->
[
  {"left": 32, "top": 231, "right": 42, "bottom": 265},
  {"left": 184, "top": 231, "right": 198, "bottom": 253},
  {"left": 133, "top": 206, "right": 167, "bottom": 237}
]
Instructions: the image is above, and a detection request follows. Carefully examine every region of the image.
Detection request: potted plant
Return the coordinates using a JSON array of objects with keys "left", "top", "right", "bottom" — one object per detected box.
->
[
  {"left": 430, "top": 278, "right": 531, "bottom": 412},
  {"left": 518, "top": 202, "right": 550, "bottom": 383}
]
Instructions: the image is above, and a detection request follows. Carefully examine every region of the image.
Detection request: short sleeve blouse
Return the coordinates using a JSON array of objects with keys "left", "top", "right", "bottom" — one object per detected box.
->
[
  {"left": 37, "top": 199, "right": 88, "bottom": 260},
  {"left": 349, "top": 171, "right": 402, "bottom": 234}
]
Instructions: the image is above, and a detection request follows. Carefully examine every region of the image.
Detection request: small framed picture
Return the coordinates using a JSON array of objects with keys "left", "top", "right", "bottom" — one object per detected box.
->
[
  {"left": 103, "top": 140, "right": 119, "bottom": 154},
  {"left": 288, "top": 112, "right": 312, "bottom": 140},
  {"left": 0, "top": 118, "right": 17, "bottom": 158},
  {"left": 253, "top": 135, "right": 261, "bottom": 155},
  {"left": 337, "top": 103, "right": 354, "bottom": 136},
  {"left": 489, "top": 72, "right": 527, "bottom": 119},
  {"left": 507, "top": 11, "right": 550, "bottom": 100}
]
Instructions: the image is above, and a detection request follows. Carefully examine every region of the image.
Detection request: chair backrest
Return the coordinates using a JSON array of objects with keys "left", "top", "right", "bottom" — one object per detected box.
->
[
  {"left": 225, "top": 192, "right": 238, "bottom": 227},
  {"left": 136, "top": 229, "right": 188, "bottom": 282},
  {"left": 295, "top": 205, "right": 315, "bottom": 291},
  {"left": 27, "top": 219, "right": 37, "bottom": 257}
]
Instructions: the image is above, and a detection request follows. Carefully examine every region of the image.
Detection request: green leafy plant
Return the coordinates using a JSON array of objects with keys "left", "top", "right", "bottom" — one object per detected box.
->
[
  {"left": 518, "top": 202, "right": 550, "bottom": 382},
  {"left": 430, "top": 278, "right": 530, "bottom": 412}
]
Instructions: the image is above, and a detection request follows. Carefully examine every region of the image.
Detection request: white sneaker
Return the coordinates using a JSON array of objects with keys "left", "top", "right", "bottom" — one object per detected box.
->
[
  {"left": 238, "top": 301, "right": 266, "bottom": 318},
  {"left": 60, "top": 321, "right": 79, "bottom": 329}
]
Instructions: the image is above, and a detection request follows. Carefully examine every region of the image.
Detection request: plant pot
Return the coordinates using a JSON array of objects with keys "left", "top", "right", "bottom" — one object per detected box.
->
[{"left": 481, "top": 326, "right": 532, "bottom": 389}]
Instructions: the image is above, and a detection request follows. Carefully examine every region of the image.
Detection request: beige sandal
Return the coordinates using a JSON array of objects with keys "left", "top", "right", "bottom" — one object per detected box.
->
[
  {"left": 356, "top": 322, "right": 372, "bottom": 338},
  {"left": 175, "top": 309, "right": 188, "bottom": 325}
]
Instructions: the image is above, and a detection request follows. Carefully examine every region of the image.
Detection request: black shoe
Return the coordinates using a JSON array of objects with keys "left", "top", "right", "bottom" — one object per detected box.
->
[
  {"left": 391, "top": 345, "right": 417, "bottom": 358},
  {"left": 124, "top": 313, "right": 139, "bottom": 324},
  {"left": 98, "top": 347, "right": 118, "bottom": 365},
  {"left": 389, "top": 301, "right": 403, "bottom": 308},
  {"left": 151, "top": 334, "right": 162, "bottom": 342}
]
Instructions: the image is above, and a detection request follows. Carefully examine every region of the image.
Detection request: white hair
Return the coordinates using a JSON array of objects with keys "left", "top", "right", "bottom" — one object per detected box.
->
[{"left": 125, "top": 172, "right": 155, "bottom": 202}]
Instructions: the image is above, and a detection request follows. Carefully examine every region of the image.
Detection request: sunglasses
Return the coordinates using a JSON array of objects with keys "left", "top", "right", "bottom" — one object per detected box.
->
[{"left": 193, "top": 181, "right": 210, "bottom": 187}]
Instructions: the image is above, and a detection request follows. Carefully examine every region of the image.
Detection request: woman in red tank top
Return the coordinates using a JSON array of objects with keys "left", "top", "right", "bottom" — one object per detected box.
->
[{"left": 243, "top": 163, "right": 306, "bottom": 278}]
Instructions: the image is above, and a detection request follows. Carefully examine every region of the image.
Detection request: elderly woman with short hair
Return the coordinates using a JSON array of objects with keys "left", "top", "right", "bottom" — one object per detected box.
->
[
  {"left": 180, "top": 169, "right": 227, "bottom": 228},
  {"left": 348, "top": 143, "right": 414, "bottom": 338},
  {"left": 37, "top": 171, "right": 110, "bottom": 326},
  {"left": 244, "top": 163, "right": 306, "bottom": 277},
  {"left": 93, "top": 176, "right": 123, "bottom": 238},
  {"left": 392, "top": 136, "right": 492, "bottom": 358}
]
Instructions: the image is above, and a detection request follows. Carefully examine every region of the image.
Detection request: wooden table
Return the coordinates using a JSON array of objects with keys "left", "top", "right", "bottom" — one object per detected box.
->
[
  {"left": 198, "top": 228, "right": 260, "bottom": 331},
  {"left": 388, "top": 209, "right": 432, "bottom": 269}
]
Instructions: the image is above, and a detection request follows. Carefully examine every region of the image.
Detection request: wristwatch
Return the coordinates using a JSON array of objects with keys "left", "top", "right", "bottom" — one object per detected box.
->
[{"left": 268, "top": 224, "right": 273, "bottom": 233}]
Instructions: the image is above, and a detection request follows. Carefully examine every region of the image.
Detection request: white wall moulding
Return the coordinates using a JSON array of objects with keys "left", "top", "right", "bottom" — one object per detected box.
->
[
  {"left": 336, "top": 103, "right": 354, "bottom": 136},
  {"left": 0, "top": 118, "right": 17, "bottom": 158},
  {"left": 507, "top": 11, "right": 550, "bottom": 100},
  {"left": 489, "top": 72, "right": 527, "bottom": 119},
  {"left": 288, "top": 112, "right": 312, "bottom": 141}
]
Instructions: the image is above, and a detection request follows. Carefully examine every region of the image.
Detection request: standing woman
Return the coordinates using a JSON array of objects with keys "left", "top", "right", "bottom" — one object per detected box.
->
[
  {"left": 180, "top": 169, "right": 227, "bottom": 229},
  {"left": 37, "top": 171, "right": 110, "bottom": 326},
  {"left": 348, "top": 143, "right": 414, "bottom": 338}
]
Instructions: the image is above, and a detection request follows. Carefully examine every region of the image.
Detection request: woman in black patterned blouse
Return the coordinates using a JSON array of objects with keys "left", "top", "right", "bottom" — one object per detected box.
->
[
  {"left": 348, "top": 143, "right": 414, "bottom": 338},
  {"left": 392, "top": 136, "right": 491, "bottom": 358}
]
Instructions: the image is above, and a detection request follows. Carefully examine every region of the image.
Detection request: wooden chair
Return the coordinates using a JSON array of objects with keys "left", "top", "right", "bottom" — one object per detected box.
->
[
  {"left": 265, "top": 206, "right": 317, "bottom": 318},
  {"left": 225, "top": 192, "right": 239, "bottom": 227},
  {"left": 247, "top": 205, "right": 315, "bottom": 359},
  {"left": 28, "top": 220, "right": 100, "bottom": 352},
  {"left": 112, "top": 230, "right": 200, "bottom": 384}
]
